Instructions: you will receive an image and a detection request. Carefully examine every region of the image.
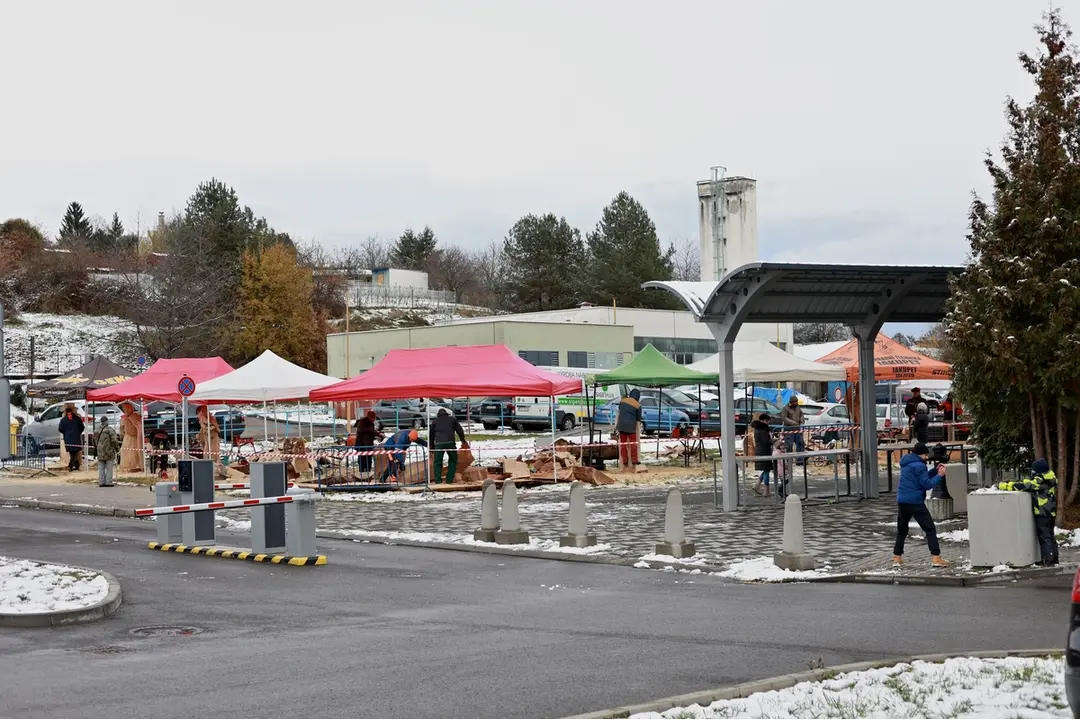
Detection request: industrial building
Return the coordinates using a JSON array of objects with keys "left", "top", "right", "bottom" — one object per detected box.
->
[{"left": 326, "top": 319, "right": 635, "bottom": 377}]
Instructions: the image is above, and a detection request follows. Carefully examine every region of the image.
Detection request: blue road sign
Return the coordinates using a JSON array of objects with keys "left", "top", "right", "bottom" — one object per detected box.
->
[{"left": 177, "top": 376, "right": 196, "bottom": 397}]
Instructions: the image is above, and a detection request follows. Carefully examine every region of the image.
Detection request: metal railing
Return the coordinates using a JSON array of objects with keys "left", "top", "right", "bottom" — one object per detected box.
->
[
  {"left": 315, "top": 444, "right": 431, "bottom": 492},
  {"left": 0, "top": 433, "right": 49, "bottom": 472}
]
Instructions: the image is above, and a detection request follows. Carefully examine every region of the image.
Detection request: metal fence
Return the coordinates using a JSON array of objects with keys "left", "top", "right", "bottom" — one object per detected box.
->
[
  {"left": 351, "top": 285, "right": 456, "bottom": 309},
  {"left": 0, "top": 433, "right": 49, "bottom": 472},
  {"left": 314, "top": 444, "right": 432, "bottom": 492}
]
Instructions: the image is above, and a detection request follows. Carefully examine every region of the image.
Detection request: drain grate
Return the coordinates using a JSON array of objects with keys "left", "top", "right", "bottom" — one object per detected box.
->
[
  {"left": 129, "top": 625, "right": 203, "bottom": 637},
  {"left": 80, "top": 645, "right": 136, "bottom": 655}
]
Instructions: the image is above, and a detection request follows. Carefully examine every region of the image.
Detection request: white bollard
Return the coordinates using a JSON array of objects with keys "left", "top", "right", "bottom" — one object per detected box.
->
[
  {"left": 560, "top": 480, "right": 597, "bottom": 548},
  {"left": 773, "top": 494, "right": 817, "bottom": 571},
  {"left": 473, "top": 478, "right": 499, "bottom": 542},
  {"left": 655, "top": 487, "right": 695, "bottom": 558},
  {"left": 494, "top": 479, "right": 530, "bottom": 545}
]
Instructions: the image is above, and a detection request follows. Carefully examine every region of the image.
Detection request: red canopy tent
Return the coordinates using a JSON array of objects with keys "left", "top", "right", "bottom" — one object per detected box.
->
[
  {"left": 310, "top": 345, "right": 584, "bottom": 401},
  {"left": 86, "top": 357, "right": 235, "bottom": 403}
]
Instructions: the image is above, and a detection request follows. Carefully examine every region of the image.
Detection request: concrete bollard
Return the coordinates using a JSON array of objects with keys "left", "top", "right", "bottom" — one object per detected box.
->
[
  {"left": 655, "top": 487, "right": 695, "bottom": 558},
  {"left": 473, "top": 478, "right": 499, "bottom": 542},
  {"left": 560, "top": 480, "right": 597, "bottom": 548},
  {"left": 154, "top": 481, "right": 183, "bottom": 544},
  {"left": 285, "top": 487, "right": 319, "bottom": 557},
  {"left": 773, "top": 494, "right": 817, "bottom": 571},
  {"left": 494, "top": 479, "right": 530, "bottom": 545},
  {"left": 926, "top": 496, "right": 953, "bottom": 522}
]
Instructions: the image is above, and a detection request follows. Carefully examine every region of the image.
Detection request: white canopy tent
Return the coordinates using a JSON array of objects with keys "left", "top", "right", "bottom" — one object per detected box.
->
[
  {"left": 688, "top": 340, "right": 847, "bottom": 383},
  {"left": 189, "top": 350, "right": 341, "bottom": 403}
]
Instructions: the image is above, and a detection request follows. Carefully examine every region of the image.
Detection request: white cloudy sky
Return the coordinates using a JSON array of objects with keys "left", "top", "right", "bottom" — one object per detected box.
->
[{"left": 1, "top": 0, "right": 1067, "bottom": 270}]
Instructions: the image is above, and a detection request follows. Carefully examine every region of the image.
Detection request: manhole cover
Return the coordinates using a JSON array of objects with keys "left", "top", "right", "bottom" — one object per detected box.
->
[
  {"left": 80, "top": 645, "right": 136, "bottom": 655},
  {"left": 129, "top": 625, "right": 203, "bottom": 637}
]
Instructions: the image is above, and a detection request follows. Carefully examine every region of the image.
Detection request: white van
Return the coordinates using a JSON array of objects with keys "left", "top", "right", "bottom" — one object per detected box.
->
[{"left": 512, "top": 367, "right": 620, "bottom": 431}]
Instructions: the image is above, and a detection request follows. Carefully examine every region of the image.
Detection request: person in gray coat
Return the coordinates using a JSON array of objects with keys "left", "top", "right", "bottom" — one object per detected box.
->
[
  {"left": 616, "top": 389, "right": 643, "bottom": 469},
  {"left": 94, "top": 416, "right": 119, "bottom": 487}
]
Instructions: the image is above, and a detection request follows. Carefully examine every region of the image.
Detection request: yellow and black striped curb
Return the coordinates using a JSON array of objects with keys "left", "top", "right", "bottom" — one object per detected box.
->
[
  {"left": 147, "top": 542, "right": 326, "bottom": 566},
  {"left": 569, "top": 649, "right": 1063, "bottom": 718}
]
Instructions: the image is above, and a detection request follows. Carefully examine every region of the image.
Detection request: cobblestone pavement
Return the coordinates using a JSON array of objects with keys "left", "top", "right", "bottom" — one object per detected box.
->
[{"left": 219, "top": 472, "right": 909, "bottom": 568}]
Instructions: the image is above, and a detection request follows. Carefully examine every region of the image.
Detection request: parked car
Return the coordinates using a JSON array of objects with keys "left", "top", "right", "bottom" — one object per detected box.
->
[
  {"left": 23, "top": 400, "right": 122, "bottom": 453},
  {"left": 695, "top": 397, "right": 785, "bottom": 435},
  {"left": 876, "top": 404, "right": 905, "bottom": 435},
  {"left": 803, "top": 403, "right": 851, "bottom": 427},
  {"left": 479, "top": 397, "right": 516, "bottom": 430},
  {"left": 593, "top": 397, "right": 690, "bottom": 435},
  {"left": 452, "top": 397, "right": 485, "bottom": 422},
  {"left": 1065, "top": 568, "right": 1080, "bottom": 716},
  {"left": 368, "top": 399, "right": 442, "bottom": 430},
  {"left": 156, "top": 404, "right": 246, "bottom": 443}
]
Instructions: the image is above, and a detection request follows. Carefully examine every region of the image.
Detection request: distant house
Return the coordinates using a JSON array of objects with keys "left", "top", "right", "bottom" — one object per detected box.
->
[{"left": 370, "top": 268, "right": 429, "bottom": 289}]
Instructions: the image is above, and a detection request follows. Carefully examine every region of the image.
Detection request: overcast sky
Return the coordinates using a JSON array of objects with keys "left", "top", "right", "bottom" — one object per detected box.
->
[{"left": 2, "top": 0, "right": 1068, "bottom": 271}]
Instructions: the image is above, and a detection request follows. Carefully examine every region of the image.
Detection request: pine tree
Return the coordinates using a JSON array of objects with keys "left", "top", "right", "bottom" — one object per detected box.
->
[
  {"left": 947, "top": 9, "right": 1080, "bottom": 511},
  {"left": 183, "top": 179, "right": 253, "bottom": 265},
  {"left": 108, "top": 213, "right": 124, "bottom": 241},
  {"left": 58, "top": 201, "right": 93, "bottom": 246},
  {"left": 500, "top": 214, "right": 584, "bottom": 312},
  {"left": 585, "top": 191, "right": 675, "bottom": 308},
  {"left": 390, "top": 225, "right": 438, "bottom": 270},
  {"left": 232, "top": 243, "right": 327, "bottom": 371}
]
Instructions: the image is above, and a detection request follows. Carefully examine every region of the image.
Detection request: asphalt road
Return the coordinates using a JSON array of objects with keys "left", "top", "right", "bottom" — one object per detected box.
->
[{"left": 0, "top": 507, "right": 1069, "bottom": 719}]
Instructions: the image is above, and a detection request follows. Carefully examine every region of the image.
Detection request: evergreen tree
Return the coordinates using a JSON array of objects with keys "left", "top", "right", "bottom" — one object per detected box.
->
[
  {"left": 585, "top": 191, "right": 675, "bottom": 308},
  {"left": 58, "top": 201, "right": 93, "bottom": 246},
  {"left": 390, "top": 225, "right": 438, "bottom": 270},
  {"left": 500, "top": 214, "right": 584, "bottom": 312},
  {"left": 107, "top": 213, "right": 124, "bottom": 241},
  {"left": 947, "top": 9, "right": 1080, "bottom": 510},
  {"left": 232, "top": 243, "right": 327, "bottom": 371},
  {"left": 183, "top": 178, "right": 254, "bottom": 265}
]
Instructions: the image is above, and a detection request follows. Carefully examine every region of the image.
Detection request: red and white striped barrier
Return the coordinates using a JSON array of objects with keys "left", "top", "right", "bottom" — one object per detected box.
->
[
  {"left": 134, "top": 495, "right": 295, "bottom": 518},
  {"left": 213, "top": 482, "right": 296, "bottom": 490}
]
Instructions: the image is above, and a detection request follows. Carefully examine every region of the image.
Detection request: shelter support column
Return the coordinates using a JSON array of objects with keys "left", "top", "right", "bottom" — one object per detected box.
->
[
  {"left": 717, "top": 340, "right": 738, "bottom": 512},
  {"left": 855, "top": 331, "right": 878, "bottom": 498}
]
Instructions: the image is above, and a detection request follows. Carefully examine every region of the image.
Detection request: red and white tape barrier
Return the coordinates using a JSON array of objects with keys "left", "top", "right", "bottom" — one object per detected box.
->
[{"left": 134, "top": 495, "right": 296, "bottom": 517}]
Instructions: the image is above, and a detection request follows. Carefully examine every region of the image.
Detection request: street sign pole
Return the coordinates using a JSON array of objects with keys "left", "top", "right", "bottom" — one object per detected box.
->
[{"left": 177, "top": 375, "right": 197, "bottom": 460}]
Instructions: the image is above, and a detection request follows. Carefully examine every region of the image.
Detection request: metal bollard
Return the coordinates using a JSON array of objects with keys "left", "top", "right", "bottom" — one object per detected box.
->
[
  {"left": 285, "top": 487, "right": 319, "bottom": 557},
  {"left": 153, "top": 481, "right": 183, "bottom": 544},
  {"left": 250, "top": 462, "right": 288, "bottom": 554}
]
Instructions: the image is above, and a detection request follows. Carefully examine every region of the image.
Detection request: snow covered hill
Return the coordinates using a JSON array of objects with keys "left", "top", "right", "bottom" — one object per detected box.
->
[{"left": 2, "top": 312, "right": 140, "bottom": 376}]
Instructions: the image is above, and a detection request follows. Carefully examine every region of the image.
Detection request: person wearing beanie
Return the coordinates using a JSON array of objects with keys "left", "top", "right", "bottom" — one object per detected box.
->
[
  {"left": 893, "top": 441, "right": 949, "bottom": 567},
  {"left": 94, "top": 415, "right": 119, "bottom": 487},
  {"left": 430, "top": 408, "right": 466, "bottom": 483},
  {"left": 998, "top": 458, "right": 1059, "bottom": 566},
  {"left": 352, "top": 410, "right": 384, "bottom": 478},
  {"left": 379, "top": 426, "right": 428, "bottom": 484}
]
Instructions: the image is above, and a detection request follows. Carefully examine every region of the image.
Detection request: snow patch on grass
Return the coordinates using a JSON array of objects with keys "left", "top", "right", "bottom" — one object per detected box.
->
[
  {"left": 631, "top": 655, "right": 1068, "bottom": 719},
  {"left": 0, "top": 556, "right": 110, "bottom": 613}
]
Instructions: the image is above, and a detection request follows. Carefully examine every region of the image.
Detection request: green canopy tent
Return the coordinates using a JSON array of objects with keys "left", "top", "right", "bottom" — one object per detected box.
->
[{"left": 592, "top": 344, "right": 719, "bottom": 461}]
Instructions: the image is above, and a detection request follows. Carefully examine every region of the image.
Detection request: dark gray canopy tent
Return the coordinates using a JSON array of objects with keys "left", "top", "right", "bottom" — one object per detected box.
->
[{"left": 26, "top": 355, "right": 134, "bottom": 398}]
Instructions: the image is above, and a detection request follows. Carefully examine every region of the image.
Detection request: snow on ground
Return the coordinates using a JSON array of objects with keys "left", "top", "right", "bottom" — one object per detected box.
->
[
  {"left": 344, "top": 530, "right": 614, "bottom": 556},
  {"left": 712, "top": 556, "right": 835, "bottom": 583},
  {"left": 939, "top": 529, "right": 970, "bottom": 543},
  {"left": 4, "top": 312, "right": 139, "bottom": 373},
  {"left": 1058, "top": 529, "right": 1080, "bottom": 548},
  {"left": 0, "top": 556, "right": 110, "bottom": 613},
  {"left": 245, "top": 405, "right": 345, "bottom": 426},
  {"left": 631, "top": 655, "right": 1068, "bottom": 719},
  {"left": 216, "top": 516, "right": 252, "bottom": 533}
]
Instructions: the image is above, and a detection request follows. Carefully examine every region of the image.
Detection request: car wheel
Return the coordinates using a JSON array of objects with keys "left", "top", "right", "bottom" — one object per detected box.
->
[
  {"left": 482, "top": 421, "right": 497, "bottom": 431},
  {"left": 512, "top": 422, "right": 525, "bottom": 432},
  {"left": 560, "top": 414, "right": 575, "bottom": 431}
]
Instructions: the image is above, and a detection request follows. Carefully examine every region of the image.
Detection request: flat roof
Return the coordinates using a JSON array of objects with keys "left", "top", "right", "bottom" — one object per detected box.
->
[
  {"left": 645, "top": 262, "right": 963, "bottom": 324},
  {"left": 326, "top": 318, "right": 635, "bottom": 338}
]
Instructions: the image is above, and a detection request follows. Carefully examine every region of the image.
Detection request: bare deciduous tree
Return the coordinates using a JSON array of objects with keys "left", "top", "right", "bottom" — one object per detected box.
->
[
  {"left": 427, "top": 246, "right": 477, "bottom": 304},
  {"left": 669, "top": 236, "right": 700, "bottom": 282}
]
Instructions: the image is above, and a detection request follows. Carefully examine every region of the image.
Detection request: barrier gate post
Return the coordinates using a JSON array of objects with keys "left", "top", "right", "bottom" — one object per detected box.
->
[
  {"left": 154, "top": 481, "right": 183, "bottom": 544},
  {"left": 285, "top": 487, "right": 318, "bottom": 557},
  {"left": 250, "top": 461, "right": 288, "bottom": 554},
  {"left": 178, "top": 459, "right": 216, "bottom": 546}
]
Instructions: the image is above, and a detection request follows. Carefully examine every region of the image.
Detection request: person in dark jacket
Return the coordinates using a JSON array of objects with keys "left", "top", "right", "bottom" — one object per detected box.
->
[
  {"left": 904, "top": 388, "right": 924, "bottom": 424},
  {"left": 751, "top": 414, "right": 774, "bottom": 497},
  {"left": 998, "top": 458, "right": 1059, "bottom": 566},
  {"left": 893, "top": 442, "right": 949, "bottom": 567},
  {"left": 58, "top": 404, "right": 86, "bottom": 471},
  {"left": 380, "top": 429, "right": 428, "bottom": 483},
  {"left": 430, "top": 408, "right": 466, "bottom": 483},
  {"left": 353, "top": 411, "right": 384, "bottom": 477},
  {"left": 912, "top": 402, "right": 930, "bottom": 444},
  {"left": 615, "top": 389, "right": 643, "bottom": 470},
  {"left": 146, "top": 426, "right": 173, "bottom": 478}
]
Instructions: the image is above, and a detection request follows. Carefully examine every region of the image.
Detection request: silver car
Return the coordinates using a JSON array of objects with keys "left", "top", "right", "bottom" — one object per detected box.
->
[{"left": 23, "top": 400, "right": 123, "bottom": 453}]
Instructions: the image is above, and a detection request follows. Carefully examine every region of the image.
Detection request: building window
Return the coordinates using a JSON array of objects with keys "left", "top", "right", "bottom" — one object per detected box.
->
[
  {"left": 519, "top": 350, "right": 559, "bottom": 367},
  {"left": 635, "top": 336, "right": 717, "bottom": 356},
  {"left": 567, "top": 351, "right": 588, "bottom": 368}
]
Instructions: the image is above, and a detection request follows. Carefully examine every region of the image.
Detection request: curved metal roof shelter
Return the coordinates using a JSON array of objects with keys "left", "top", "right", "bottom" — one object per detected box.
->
[{"left": 643, "top": 262, "right": 963, "bottom": 511}]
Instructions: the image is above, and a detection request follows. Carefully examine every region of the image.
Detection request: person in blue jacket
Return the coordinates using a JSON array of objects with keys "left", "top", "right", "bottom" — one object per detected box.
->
[
  {"left": 893, "top": 442, "right": 949, "bottom": 567},
  {"left": 380, "top": 428, "right": 428, "bottom": 483}
]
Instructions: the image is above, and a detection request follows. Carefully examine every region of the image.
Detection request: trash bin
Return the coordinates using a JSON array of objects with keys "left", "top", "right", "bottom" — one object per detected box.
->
[
  {"left": 969, "top": 490, "right": 1040, "bottom": 567},
  {"left": 927, "top": 496, "right": 953, "bottom": 521}
]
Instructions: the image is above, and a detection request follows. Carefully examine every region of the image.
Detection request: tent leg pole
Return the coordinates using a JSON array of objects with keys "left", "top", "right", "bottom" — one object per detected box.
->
[
  {"left": 719, "top": 342, "right": 737, "bottom": 512},
  {"left": 856, "top": 332, "right": 878, "bottom": 498}
]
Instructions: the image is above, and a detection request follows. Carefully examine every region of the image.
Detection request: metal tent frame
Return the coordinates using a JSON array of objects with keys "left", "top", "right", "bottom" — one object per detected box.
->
[{"left": 644, "top": 262, "right": 962, "bottom": 511}]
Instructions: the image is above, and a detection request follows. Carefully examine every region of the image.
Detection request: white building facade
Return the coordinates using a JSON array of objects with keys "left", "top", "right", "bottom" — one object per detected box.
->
[{"left": 698, "top": 174, "right": 758, "bottom": 282}]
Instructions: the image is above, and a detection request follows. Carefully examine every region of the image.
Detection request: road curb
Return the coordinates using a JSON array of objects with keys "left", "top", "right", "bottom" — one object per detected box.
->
[
  {"left": 0, "top": 496, "right": 136, "bottom": 518},
  {"left": 569, "top": 648, "right": 1064, "bottom": 719},
  {"left": 0, "top": 559, "right": 123, "bottom": 628}
]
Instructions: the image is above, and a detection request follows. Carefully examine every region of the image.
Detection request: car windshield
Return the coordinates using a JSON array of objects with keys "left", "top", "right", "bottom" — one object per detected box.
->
[
  {"left": 663, "top": 389, "right": 696, "bottom": 405},
  {"left": 876, "top": 406, "right": 889, "bottom": 417}
]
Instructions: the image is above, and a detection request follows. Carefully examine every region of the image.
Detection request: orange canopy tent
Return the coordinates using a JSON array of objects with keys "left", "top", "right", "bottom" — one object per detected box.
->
[{"left": 816, "top": 333, "right": 951, "bottom": 383}]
